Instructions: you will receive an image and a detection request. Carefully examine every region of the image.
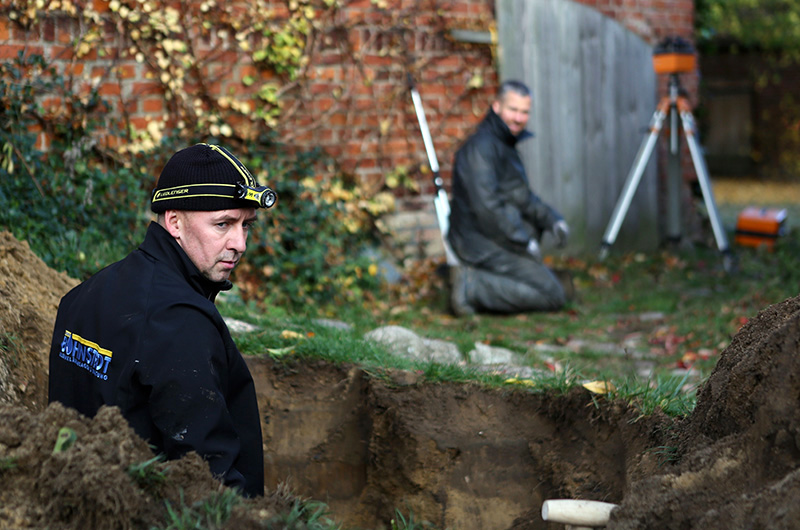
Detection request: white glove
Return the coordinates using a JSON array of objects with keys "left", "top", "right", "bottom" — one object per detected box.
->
[
  {"left": 526, "top": 239, "right": 542, "bottom": 262},
  {"left": 552, "top": 220, "right": 570, "bottom": 248}
]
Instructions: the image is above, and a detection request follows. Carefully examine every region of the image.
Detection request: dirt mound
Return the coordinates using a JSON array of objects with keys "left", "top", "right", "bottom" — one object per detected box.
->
[
  {"left": 610, "top": 295, "right": 800, "bottom": 528},
  {"left": 0, "top": 232, "right": 79, "bottom": 410},
  {"left": 0, "top": 402, "right": 215, "bottom": 529},
  {"left": 0, "top": 401, "right": 317, "bottom": 530}
]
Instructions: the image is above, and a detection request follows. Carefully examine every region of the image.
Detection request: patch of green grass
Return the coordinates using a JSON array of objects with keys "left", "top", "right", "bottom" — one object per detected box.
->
[
  {"left": 612, "top": 372, "right": 698, "bottom": 418},
  {"left": 160, "top": 489, "right": 241, "bottom": 530},
  {"left": 261, "top": 497, "right": 342, "bottom": 529},
  {"left": 0, "top": 457, "right": 17, "bottom": 471},
  {"left": 647, "top": 445, "right": 680, "bottom": 467},
  {"left": 127, "top": 454, "right": 167, "bottom": 493},
  {"left": 0, "top": 333, "right": 23, "bottom": 368},
  {"left": 391, "top": 508, "right": 435, "bottom": 530},
  {"left": 222, "top": 225, "right": 800, "bottom": 420}
]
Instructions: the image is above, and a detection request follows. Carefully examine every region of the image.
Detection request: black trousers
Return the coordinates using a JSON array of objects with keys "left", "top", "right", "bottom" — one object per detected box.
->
[{"left": 458, "top": 243, "right": 566, "bottom": 313}]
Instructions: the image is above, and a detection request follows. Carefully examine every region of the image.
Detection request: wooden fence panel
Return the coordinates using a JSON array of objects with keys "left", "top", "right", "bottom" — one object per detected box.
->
[{"left": 497, "top": 0, "right": 658, "bottom": 252}]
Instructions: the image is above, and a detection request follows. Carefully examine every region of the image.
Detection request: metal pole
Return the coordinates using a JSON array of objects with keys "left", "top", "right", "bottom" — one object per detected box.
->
[
  {"left": 408, "top": 75, "right": 459, "bottom": 266},
  {"left": 678, "top": 100, "right": 735, "bottom": 270},
  {"left": 600, "top": 101, "right": 667, "bottom": 258},
  {"left": 666, "top": 74, "right": 682, "bottom": 242}
]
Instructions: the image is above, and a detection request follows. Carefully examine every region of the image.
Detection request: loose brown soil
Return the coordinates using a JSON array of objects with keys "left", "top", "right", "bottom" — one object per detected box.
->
[{"left": 2, "top": 229, "right": 800, "bottom": 529}]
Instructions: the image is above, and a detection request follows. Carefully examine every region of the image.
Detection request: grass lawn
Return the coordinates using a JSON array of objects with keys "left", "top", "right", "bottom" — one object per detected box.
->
[{"left": 224, "top": 196, "right": 799, "bottom": 418}]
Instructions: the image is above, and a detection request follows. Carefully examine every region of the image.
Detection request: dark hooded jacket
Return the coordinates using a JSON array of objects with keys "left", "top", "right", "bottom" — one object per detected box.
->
[
  {"left": 49, "top": 221, "right": 264, "bottom": 497},
  {"left": 448, "top": 108, "right": 562, "bottom": 264}
]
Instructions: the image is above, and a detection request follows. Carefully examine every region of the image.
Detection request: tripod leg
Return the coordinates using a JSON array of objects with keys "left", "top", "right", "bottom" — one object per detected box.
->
[
  {"left": 678, "top": 101, "right": 736, "bottom": 271},
  {"left": 600, "top": 103, "right": 668, "bottom": 259}
]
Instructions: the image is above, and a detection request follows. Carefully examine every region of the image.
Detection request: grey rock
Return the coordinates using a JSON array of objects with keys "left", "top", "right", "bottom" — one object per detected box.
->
[
  {"left": 224, "top": 317, "right": 259, "bottom": 334},
  {"left": 468, "top": 342, "right": 518, "bottom": 365},
  {"left": 313, "top": 318, "right": 353, "bottom": 331},
  {"left": 364, "top": 325, "right": 462, "bottom": 364}
]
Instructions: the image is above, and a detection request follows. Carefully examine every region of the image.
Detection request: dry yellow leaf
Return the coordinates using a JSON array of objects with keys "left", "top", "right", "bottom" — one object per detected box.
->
[
  {"left": 504, "top": 378, "right": 535, "bottom": 387},
  {"left": 582, "top": 381, "right": 616, "bottom": 394}
]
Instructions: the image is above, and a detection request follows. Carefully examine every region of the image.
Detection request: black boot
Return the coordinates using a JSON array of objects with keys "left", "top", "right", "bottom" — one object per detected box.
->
[{"left": 449, "top": 265, "right": 475, "bottom": 317}]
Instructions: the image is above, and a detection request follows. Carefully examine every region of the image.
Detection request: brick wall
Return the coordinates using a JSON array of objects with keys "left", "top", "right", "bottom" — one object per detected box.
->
[{"left": 1, "top": 0, "right": 695, "bottom": 259}]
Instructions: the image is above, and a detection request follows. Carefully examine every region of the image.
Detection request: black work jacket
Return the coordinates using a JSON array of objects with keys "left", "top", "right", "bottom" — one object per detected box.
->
[
  {"left": 448, "top": 108, "right": 562, "bottom": 262},
  {"left": 49, "top": 222, "right": 264, "bottom": 497}
]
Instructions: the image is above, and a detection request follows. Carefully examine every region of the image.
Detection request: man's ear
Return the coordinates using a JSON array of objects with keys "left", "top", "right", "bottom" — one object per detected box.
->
[
  {"left": 162, "top": 210, "right": 182, "bottom": 239},
  {"left": 491, "top": 100, "right": 501, "bottom": 114}
]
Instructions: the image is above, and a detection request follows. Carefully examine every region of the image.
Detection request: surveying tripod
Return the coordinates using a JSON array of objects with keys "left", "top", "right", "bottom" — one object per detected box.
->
[{"left": 599, "top": 72, "right": 735, "bottom": 272}]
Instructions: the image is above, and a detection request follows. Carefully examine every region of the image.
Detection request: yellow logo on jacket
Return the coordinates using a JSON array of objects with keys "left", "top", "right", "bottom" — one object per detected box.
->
[{"left": 58, "top": 330, "right": 112, "bottom": 380}]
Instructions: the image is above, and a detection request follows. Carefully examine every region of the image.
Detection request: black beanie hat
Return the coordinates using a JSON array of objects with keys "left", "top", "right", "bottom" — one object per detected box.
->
[{"left": 151, "top": 143, "right": 275, "bottom": 213}]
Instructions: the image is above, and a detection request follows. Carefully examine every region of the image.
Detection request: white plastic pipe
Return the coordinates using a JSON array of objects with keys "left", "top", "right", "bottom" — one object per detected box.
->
[{"left": 541, "top": 499, "right": 619, "bottom": 527}]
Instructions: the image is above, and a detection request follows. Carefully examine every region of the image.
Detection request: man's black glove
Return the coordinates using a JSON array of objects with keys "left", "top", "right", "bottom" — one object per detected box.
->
[{"left": 552, "top": 220, "right": 570, "bottom": 248}]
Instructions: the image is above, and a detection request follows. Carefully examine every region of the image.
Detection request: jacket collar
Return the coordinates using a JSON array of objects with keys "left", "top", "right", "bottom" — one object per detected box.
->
[
  {"left": 139, "top": 221, "right": 232, "bottom": 301},
  {"left": 482, "top": 108, "right": 533, "bottom": 147}
]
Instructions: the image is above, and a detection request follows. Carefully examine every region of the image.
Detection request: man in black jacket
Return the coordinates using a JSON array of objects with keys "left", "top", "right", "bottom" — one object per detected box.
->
[
  {"left": 448, "top": 80, "right": 570, "bottom": 316},
  {"left": 49, "top": 143, "right": 275, "bottom": 497}
]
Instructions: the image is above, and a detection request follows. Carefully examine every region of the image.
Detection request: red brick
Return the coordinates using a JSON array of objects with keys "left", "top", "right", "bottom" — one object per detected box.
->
[
  {"left": 99, "top": 82, "right": 121, "bottom": 96},
  {"left": 362, "top": 54, "right": 393, "bottom": 67},
  {"left": 62, "top": 62, "right": 84, "bottom": 76},
  {"left": 347, "top": 0, "right": 373, "bottom": 9},
  {"left": 310, "top": 83, "right": 338, "bottom": 95},
  {"left": 50, "top": 44, "right": 75, "bottom": 61},
  {"left": 0, "top": 45, "right": 28, "bottom": 60},
  {"left": 315, "top": 97, "right": 337, "bottom": 112},
  {"left": 325, "top": 146, "right": 343, "bottom": 158},
  {"left": 43, "top": 19, "right": 55, "bottom": 42},
  {"left": 129, "top": 117, "right": 150, "bottom": 130},
  {"left": 328, "top": 113, "right": 348, "bottom": 126},
  {"left": 96, "top": 133, "right": 121, "bottom": 150},
  {"left": 119, "top": 99, "right": 138, "bottom": 114},
  {"left": 132, "top": 81, "right": 164, "bottom": 96},
  {"left": 239, "top": 65, "right": 258, "bottom": 79},
  {"left": 115, "top": 64, "right": 137, "bottom": 79}
]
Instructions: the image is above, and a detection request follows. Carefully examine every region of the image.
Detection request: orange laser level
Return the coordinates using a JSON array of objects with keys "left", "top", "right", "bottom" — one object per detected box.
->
[{"left": 652, "top": 36, "right": 696, "bottom": 75}]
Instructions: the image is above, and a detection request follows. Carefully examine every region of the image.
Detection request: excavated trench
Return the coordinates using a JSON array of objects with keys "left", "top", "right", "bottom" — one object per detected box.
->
[
  {"left": 11, "top": 228, "right": 800, "bottom": 529},
  {"left": 247, "top": 358, "right": 667, "bottom": 530},
  {"left": 0, "top": 230, "right": 665, "bottom": 530}
]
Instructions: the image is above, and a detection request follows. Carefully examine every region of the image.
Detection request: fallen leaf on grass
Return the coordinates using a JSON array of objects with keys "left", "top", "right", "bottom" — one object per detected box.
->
[
  {"left": 266, "top": 346, "right": 295, "bottom": 357},
  {"left": 504, "top": 378, "right": 535, "bottom": 387},
  {"left": 682, "top": 351, "right": 698, "bottom": 364},
  {"left": 582, "top": 380, "right": 616, "bottom": 394},
  {"left": 280, "top": 330, "right": 305, "bottom": 340},
  {"left": 544, "top": 359, "right": 563, "bottom": 373}
]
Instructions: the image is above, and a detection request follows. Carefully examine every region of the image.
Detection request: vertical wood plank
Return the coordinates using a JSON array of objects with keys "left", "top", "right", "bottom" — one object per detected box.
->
[{"left": 496, "top": 0, "right": 658, "bottom": 251}]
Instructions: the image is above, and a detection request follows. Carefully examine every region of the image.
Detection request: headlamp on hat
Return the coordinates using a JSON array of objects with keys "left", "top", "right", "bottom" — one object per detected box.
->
[
  {"left": 151, "top": 143, "right": 277, "bottom": 213},
  {"left": 235, "top": 182, "right": 276, "bottom": 208}
]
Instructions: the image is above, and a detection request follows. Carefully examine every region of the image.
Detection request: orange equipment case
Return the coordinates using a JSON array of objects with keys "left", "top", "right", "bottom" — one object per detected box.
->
[{"left": 734, "top": 207, "right": 788, "bottom": 251}]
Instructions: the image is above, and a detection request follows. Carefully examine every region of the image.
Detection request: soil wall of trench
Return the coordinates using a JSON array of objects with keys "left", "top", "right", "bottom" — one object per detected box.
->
[{"left": 247, "top": 358, "right": 668, "bottom": 530}]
